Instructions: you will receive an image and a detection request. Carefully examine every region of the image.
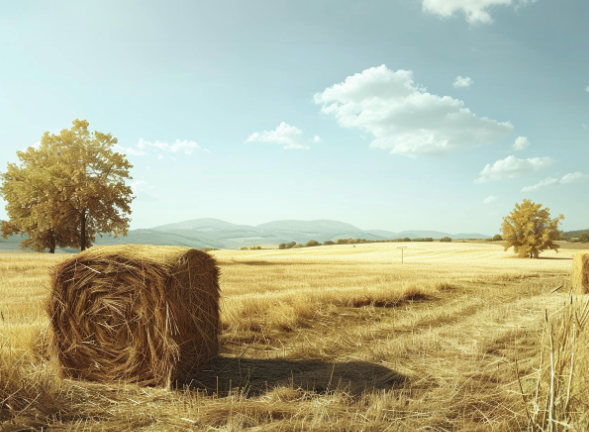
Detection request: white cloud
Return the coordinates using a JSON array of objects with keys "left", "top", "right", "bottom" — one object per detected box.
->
[
  {"left": 483, "top": 195, "right": 498, "bottom": 204},
  {"left": 521, "top": 172, "right": 589, "bottom": 192},
  {"left": 130, "top": 180, "right": 146, "bottom": 190},
  {"left": 585, "top": 86, "right": 589, "bottom": 92},
  {"left": 114, "top": 145, "right": 147, "bottom": 156},
  {"left": 137, "top": 138, "right": 200, "bottom": 155},
  {"left": 475, "top": 155, "right": 554, "bottom": 184},
  {"left": 245, "top": 122, "right": 319, "bottom": 150},
  {"left": 521, "top": 177, "right": 559, "bottom": 192},
  {"left": 422, "top": 0, "right": 537, "bottom": 24},
  {"left": 512, "top": 136, "right": 530, "bottom": 151},
  {"left": 313, "top": 65, "right": 513, "bottom": 158},
  {"left": 453, "top": 76, "right": 473, "bottom": 88},
  {"left": 560, "top": 172, "right": 589, "bottom": 184}
]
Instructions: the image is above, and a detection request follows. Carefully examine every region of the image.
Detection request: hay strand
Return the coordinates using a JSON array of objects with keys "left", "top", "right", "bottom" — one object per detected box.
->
[
  {"left": 572, "top": 253, "right": 589, "bottom": 295},
  {"left": 47, "top": 245, "right": 220, "bottom": 387}
]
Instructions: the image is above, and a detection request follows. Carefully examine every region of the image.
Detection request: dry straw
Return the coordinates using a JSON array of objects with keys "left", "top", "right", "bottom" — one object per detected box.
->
[
  {"left": 47, "top": 245, "right": 220, "bottom": 387},
  {"left": 572, "top": 253, "right": 589, "bottom": 295}
]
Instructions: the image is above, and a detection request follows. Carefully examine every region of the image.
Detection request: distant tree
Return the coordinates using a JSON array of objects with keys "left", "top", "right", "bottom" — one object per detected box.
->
[
  {"left": 0, "top": 120, "right": 133, "bottom": 252},
  {"left": 580, "top": 233, "right": 589, "bottom": 243},
  {"left": 493, "top": 234, "right": 503, "bottom": 241},
  {"left": 413, "top": 238, "right": 433, "bottom": 242},
  {"left": 323, "top": 240, "right": 335, "bottom": 245},
  {"left": 440, "top": 236, "right": 452, "bottom": 242},
  {"left": 501, "top": 199, "right": 564, "bottom": 258},
  {"left": 240, "top": 246, "right": 248, "bottom": 250},
  {"left": 305, "top": 240, "right": 320, "bottom": 247}
]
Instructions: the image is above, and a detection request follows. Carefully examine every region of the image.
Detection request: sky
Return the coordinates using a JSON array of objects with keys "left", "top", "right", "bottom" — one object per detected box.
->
[{"left": 1, "top": 0, "right": 587, "bottom": 235}]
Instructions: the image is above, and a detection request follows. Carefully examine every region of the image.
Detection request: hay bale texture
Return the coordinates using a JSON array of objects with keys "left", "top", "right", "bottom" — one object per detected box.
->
[
  {"left": 48, "top": 245, "right": 220, "bottom": 387},
  {"left": 572, "top": 253, "right": 589, "bottom": 295}
]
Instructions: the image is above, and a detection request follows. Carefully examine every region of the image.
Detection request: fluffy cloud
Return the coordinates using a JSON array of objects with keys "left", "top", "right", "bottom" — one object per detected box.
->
[
  {"left": 422, "top": 0, "right": 537, "bottom": 24},
  {"left": 522, "top": 171, "right": 589, "bottom": 192},
  {"left": 114, "top": 145, "right": 147, "bottom": 156},
  {"left": 475, "top": 155, "right": 554, "bottom": 184},
  {"left": 521, "top": 177, "right": 559, "bottom": 192},
  {"left": 114, "top": 139, "right": 205, "bottom": 157},
  {"left": 453, "top": 76, "right": 473, "bottom": 88},
  {"left": 245, "top": 122, "right": 319, "bottom": 150},
  {"left": 483, "top": 195, "right": 498, "bottom": 204},
  {"left": 560, "top": 172, "right": 589, "bottom": 184},
  {"left": 313, "top": 65, "right": 513, "bottom": 157},
  {"left": 585, "top": 86, "right": 589, "bottom": 92},
  {"left": 137, "top": 138, "right": 200, "bottom": 155},
  {"left": 512, "top": 136, "right": 530, "bottom": 151},
  {"left": 521, "top": 172, "right": 589, "bottom": 192},
  {"left": 130, "top": 180, "right": 146, "bottom": 190}
]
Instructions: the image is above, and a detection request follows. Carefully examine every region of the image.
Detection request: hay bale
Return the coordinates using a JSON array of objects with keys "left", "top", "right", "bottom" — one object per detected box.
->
[
  {"left": 572, "top": 253, "right": 589, "bottom": 295},
  {"left": 47, "top": 245, "right": 220, "bottom": 387}
]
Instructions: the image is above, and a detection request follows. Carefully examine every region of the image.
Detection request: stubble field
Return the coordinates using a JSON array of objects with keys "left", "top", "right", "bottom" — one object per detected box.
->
[{"left": 1, "top": 241, "right": 588, "bottom": 431}]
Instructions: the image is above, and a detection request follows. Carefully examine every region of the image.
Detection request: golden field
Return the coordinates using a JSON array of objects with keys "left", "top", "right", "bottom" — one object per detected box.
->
[{"left": 1, "top": 241, "right": 588, "bottom": 431}]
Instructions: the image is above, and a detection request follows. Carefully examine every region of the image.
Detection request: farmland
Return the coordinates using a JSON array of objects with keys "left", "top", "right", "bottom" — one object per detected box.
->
[{"left": 1, "top": 242, "right": 587, "bottom": 431}]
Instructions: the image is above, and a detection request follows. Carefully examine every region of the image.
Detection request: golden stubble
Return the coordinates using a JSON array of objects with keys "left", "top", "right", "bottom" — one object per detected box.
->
[{"left": 1, "top": 242, "right": 587, "bottom": 431}]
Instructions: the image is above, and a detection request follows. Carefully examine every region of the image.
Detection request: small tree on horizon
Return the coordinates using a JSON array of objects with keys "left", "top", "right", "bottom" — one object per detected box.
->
[{"left": 501, "top": 199, "right": 564, "bottom": 258}]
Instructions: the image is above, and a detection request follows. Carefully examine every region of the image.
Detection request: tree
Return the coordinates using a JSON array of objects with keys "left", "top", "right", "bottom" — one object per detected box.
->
[
  {"left": 440, "top": 236, "right": 452, "bottom": 242},
  {"left": 501, "top": 199, "right": 564, "bottom": 258},
  {"left": 492, "top": 234, "right": 503, "bottom": 241},
  {"left": 0, "top": 120, "right": 134, "bottom": 252},
  {"left": 580, "top": 233, "right": 589, "bottom": 243}
]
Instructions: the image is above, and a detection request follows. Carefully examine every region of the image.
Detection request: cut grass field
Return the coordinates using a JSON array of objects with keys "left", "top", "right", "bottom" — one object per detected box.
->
[{"left": 1, "top": 242, "right": 588, "bottom": 431}]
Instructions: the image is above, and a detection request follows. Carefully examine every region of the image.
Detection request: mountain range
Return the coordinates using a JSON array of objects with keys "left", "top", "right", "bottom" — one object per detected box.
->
[
  {"left": 88, "top": 218, "right": 491, "bottom": 250},
  {"left": 0, "top": 217, "right": 494, "bottom": 251}
]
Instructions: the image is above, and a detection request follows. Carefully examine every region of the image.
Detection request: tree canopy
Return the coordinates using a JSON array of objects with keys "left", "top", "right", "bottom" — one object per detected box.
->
[
  {"left": 0, "top": 120, "right": 134, "bottom": 252},
  {"left": 501, "top": 199, "right": 564, "bottom": 258}
]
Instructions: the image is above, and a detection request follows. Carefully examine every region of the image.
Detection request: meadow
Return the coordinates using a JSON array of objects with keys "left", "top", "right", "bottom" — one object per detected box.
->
[{"left": 1, "top": 241, "right": 588, "bottom": 431}]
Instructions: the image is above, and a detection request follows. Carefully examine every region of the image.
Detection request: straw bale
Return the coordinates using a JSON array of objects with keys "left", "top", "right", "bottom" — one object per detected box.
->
[
  {"left": 47, "top": 244, "right": 220, "bottom": 387},
  {"left": 572, "top": 253, "right": 589, "bottom": 295}
]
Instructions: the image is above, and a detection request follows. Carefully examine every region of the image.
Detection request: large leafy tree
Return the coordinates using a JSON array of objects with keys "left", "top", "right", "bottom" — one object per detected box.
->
[
  {"left": 0, "top": 119, "right": 134, "bottom": 252},
  {"left": 501, "top": 199, "right": 564, "bottom": 258}
]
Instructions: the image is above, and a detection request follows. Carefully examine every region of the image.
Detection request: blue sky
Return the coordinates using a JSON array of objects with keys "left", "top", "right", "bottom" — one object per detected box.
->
[{"left": 1, "top": 0, "right": 587, "bottom": 235}]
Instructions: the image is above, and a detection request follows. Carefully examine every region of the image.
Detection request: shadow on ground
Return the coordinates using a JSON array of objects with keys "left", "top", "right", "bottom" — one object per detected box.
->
[{"left": 182, "top": 357, "right": 408, "bottom": 396}]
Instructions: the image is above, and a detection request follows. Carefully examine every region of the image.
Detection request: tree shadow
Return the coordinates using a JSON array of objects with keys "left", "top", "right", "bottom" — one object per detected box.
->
[{"left": 181, "top": 357, "right": 408, "bottom": 396}]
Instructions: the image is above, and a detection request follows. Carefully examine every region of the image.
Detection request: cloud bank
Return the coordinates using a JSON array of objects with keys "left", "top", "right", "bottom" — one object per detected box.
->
[
  {"left": 422, "top": 0, "right": 538, "bottom": 24},
  {"left": 245, "top": 122, "right": 320, "bottom": 150},
  {"left": 313, "top": 65, "right": 513, "bottom": 157},
  {"left": 475, "top": 155, "right": 554, "bottom": 183}
]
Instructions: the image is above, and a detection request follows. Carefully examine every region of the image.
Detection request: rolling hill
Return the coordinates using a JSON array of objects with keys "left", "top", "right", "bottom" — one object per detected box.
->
[{"left": 1, "top": 218, "right": 492, "bottom": 251}]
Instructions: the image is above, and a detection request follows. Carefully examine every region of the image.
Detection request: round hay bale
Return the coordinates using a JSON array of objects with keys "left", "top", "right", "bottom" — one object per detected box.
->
[{"left": 47, "top": 245, "right": 220, "bottom": 387}]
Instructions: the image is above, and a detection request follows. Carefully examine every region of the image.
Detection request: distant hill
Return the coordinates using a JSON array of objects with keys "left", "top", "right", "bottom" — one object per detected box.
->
[
  {"left": 0, "top": 217, "right": 492, "bottom": 251},
  {"left": 256, "top": 219, "right": 362, "bottom": 233}
]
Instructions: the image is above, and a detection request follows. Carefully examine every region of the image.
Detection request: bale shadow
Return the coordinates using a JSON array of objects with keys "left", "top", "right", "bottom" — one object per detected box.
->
[{"left": 182, "top": 357, "right": 408, "bottom": 396}]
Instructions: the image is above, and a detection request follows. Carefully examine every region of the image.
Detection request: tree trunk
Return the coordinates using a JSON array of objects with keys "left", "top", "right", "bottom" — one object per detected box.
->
[
  {"left": 80, "top": 211, "right": 86, "bottom": 251},
  {"left": 49, "top": 230, "right": 56, "bottom": 253}
]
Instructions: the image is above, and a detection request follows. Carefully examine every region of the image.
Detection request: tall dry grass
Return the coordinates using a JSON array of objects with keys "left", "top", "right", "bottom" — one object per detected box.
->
[{"left": 1, "top": 242, "right": 587, "bottom": 431}]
